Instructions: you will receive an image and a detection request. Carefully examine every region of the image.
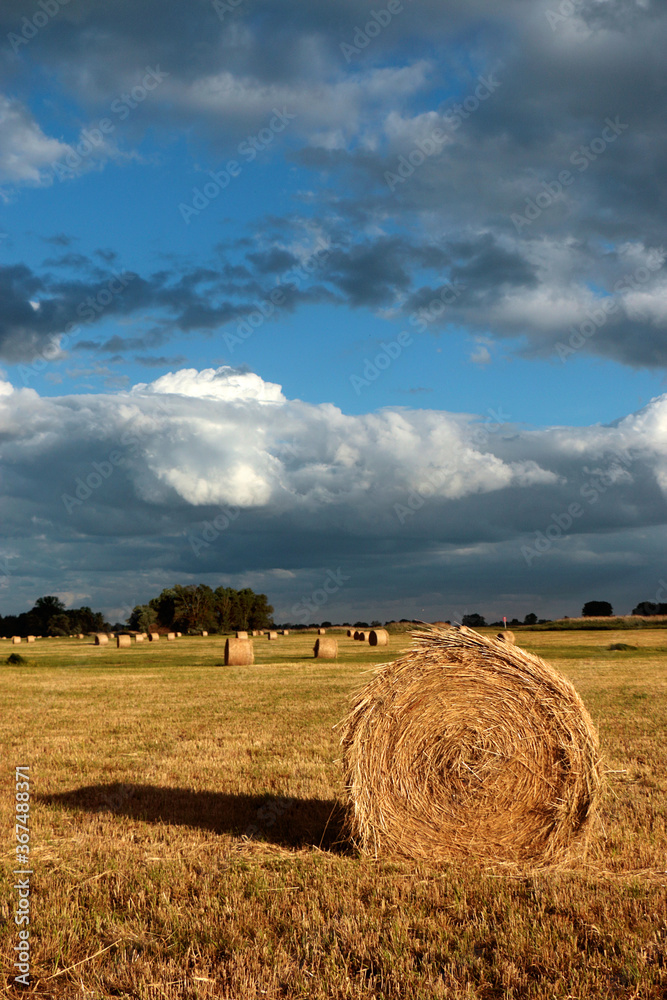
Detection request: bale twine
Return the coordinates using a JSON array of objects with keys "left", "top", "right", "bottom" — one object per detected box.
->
[
  {"left": 338, "top": 625, "right": 602, "bottom": 866},
  {"left": 369, "top": 628, "right": 389, "bottom": 647},
  {"left": 497, "top": 630, "right": 516, "bottom": 644},
  {"left": 318, "top": 628, "right": 326, "bottom": 635},
  {"left": 225, "top": 638, "right": 254, "bottom": 666},
  {"left": 236, "top": 631, "right": 249, "bottom": 639},
  {"left": 148, "top": 632, "right": 159, "bottom": 642},
  {"left": 267, "top": 631, "right": 278, "bottom": 640},
  {"left": 94, "top": 633, "right": 109, "bottom": 646},
  {"left": 117, "top": 635, "right": 131, "bottom": 648},
  {"left": 167, "top": 633, "right": 176, "bottom": 641},
  {"left": 314, "top": 637, "right": 338, "bottom": 659}
]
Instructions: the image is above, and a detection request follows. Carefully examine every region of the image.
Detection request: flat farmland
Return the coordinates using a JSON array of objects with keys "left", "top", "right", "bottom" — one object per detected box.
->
[{"left": 1, "top": 629, "right": 666, "bottom": 999}]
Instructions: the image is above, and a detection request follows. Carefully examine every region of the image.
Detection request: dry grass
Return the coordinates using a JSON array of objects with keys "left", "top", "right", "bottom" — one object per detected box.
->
[{"left": 1, "top": 629, "right": 666, "bottom": 999}]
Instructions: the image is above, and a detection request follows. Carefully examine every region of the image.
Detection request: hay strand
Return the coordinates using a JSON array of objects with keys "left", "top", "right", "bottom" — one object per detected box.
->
[
  {"left": 338, "top": 624, "right": 602, "bottom": 866},
  {"left": 314, "top": 637, "right": 338, "bottom": 659},
  {"left": 225, "top": 638, "right": 254, "bottom": 665}
]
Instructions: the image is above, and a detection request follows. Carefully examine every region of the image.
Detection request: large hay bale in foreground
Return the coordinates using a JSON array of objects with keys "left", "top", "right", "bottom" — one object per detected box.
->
[
  {"left": 369, "top": 628, "right": 389, "bottom": 646},
  {"left": 314, "top": 637, "right": 338, "bottom": 659},
  {"left": 94, "top": 633, "right": 108, "bottom": 646},
  {"left": 338, "top": 625, "right": 602, "bottom": 866},
  {"left": 225, "top": 638, "right": 254, "bottom": 665}
]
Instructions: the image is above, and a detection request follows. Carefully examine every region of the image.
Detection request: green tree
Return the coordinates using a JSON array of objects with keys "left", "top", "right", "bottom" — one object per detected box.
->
[
  {"left": 462, "top": 613, "right": 486, "bottom": 627},
  {"left": 582, "top": 601, "right": 613, "bottom": 617}
]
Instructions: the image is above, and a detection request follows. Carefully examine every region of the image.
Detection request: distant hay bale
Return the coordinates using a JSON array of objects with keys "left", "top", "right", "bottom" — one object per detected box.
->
[
  {"left": 78, "top": 633, "right": 84, "bottom": 639},
  {"left": 236, "top": 631, "right": 249, "bottom": 639},
  {"left": 281, "top": 629, "right": 289, "bottom": 635},
  {"left": 94, "top": 634, "right": 109, "bottom": 646},
  {"left": 117, "top": 635, "right": 131, "bottom": 648},
  {"left": 497, "top": 630, "right": 516, "bottom": 644},
  {"left": 369, "top": 629, "right": 389, "bottom": 647},
  {"left": 176, "top": 631, "right": 182, "bottom": 637},
  {"left": 201, "top": 631, "right": 208, "bottom": 637},
  {"left": 148, "top": 632, "right": 159, "bottom": 642},
  {"left": 135, "top": 634, "right": 145, "bottom": 643},
  {"left": 167, "top": 633, "right": 176, "bottom": 641},
  {"left": 225, "top": 637, "right": 254, "bottom": 666},
  {"left": 318, "top": 628, "right": 326, "bottom": 635},
  {"left": 358, "top": 631, "right": 368, "bottom": 642},
  {"left": 26, "top": 636, "right": 35, "bottom": 643},
  {"left": 347, "top": 629, "right": 353, "bottom": 637},
  {"left": 267, "top": 631, "right": 278, "bottom": 640},
  {"left": 338, "top": 625, "right": 602, "bottom": 866},
  {"left": 12, "top": 636, "right": 21, "bottom": 644},
  {"left": 314, "top": 637, "right": 338, "bottom": 659}
]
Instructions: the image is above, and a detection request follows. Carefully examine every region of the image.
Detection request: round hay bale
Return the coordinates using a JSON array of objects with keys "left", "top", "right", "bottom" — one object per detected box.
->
[
  {"left": 26, "top": 636, "right": 35, "bottom": 643},
  {"left": 94, "top": 633, "right": 109, "bottom": 646},
  {"left": 148, "top": 632, "right": 159, "bottom": 642},
  {"left": 117, "top": 634, "right": 131, "bottom": 648},
  {"left": 236, "top": 631, "right": 249, "bottom": 639},
  {"left": 338, "top": 625, "right": 602, "bottom": 866},
  {"left": 369, "top": 628, "right": 389, "bottom": 647},
  {"left": 347, "top": 629, "right": 353, "bottom": 637},
  {"left": 281, "top": 629, "right": 289, "bottom": 635},
  {"left": 497, "top": 630, "right": 516, "bottom": 644},
  {"left": 314, "top": 637, "right": 338, "bottom": 659},
  {"left": 167, "top": 632, "right": 176, "bottom": 641},
  {"left": 176, "top": 631, "right": 182, "bottom": 638},
  {"left": 225, "top": 638, "right": 254, "bottom": 666},
  {"left": 318, "top": 628, "right": 326, "bottom": 635},
  {"left": 267, "top": 631, "right": 278, "bottom": 640},
  {"left": 358, "top": 631, "right": 368, "bottom": 642},
  {"left": 11, "top": 636, "right": 21, "bottom": 644},
  {"left": 135, "top": 634, "right": 145, "bottom": 643},
  {"left": 201, "top": 631, "right": 208, "bottom": 637}
]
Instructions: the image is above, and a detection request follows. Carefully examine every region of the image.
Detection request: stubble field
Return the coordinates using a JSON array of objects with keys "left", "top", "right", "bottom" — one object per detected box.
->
[{"left": 1, "top": 628, "right": 666, "bottom": 999}]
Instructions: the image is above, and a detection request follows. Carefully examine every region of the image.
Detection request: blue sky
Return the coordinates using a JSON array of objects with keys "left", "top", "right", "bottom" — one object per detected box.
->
[{"left": 2, "top": 0, "right": 667, "bottom": 623}]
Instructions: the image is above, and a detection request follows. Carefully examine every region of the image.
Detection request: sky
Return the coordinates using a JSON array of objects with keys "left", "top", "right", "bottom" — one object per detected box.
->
[{"left": 1, "top": 0, "right": 667, "bottom": 625}]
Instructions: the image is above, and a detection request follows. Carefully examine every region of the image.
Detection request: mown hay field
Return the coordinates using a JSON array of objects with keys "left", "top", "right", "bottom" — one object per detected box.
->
[{"left": 1, "top": 628, "right": 666, "bottom": 999}]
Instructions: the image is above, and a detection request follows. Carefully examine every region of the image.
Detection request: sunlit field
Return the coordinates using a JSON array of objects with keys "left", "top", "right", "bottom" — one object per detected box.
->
[{"left": 1, "top": 629, "right": 666, "bottom": 998}]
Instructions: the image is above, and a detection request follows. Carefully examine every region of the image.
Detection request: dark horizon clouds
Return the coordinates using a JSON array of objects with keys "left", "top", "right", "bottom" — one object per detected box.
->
[{"left": 1, "top": 0, "right": 667, "bottom": 620}]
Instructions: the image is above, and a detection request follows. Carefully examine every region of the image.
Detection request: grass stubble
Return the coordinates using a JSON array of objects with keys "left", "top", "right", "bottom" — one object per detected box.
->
[{"left": 0, "top": 629, "right": 665, "bottom": 999}]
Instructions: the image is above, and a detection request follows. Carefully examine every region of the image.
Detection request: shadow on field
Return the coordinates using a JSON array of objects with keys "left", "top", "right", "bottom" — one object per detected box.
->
[{"left": 37, "top": 784, "right": 351, "bottom": 852}]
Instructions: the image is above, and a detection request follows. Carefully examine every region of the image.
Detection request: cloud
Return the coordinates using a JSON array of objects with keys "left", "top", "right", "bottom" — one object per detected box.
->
[
  {"left": 0, "top": 95, "right": 71, "bottom": 186},
  {"left": 2, "top": 366, "right": 667, "bottom": 618}
]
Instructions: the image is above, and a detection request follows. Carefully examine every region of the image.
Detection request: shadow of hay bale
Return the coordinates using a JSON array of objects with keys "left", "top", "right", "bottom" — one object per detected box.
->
[{"left": 36, "top": 784, "right": 350, "bottom": 853}]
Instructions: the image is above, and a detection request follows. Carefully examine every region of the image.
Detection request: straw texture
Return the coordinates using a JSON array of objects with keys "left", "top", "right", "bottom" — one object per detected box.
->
[{"left": 338, "top": 625, "right": 602, "bottom": 866}]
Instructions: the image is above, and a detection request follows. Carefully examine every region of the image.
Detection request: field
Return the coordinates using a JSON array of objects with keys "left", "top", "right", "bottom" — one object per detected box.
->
[{"left": 1, "top": 628, "right": 666, "bottom": 999}]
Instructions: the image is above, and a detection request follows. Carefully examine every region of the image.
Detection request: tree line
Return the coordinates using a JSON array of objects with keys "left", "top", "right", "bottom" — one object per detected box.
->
[{"left": 0, "top": 585, "right": 274, "bottom": 637}]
